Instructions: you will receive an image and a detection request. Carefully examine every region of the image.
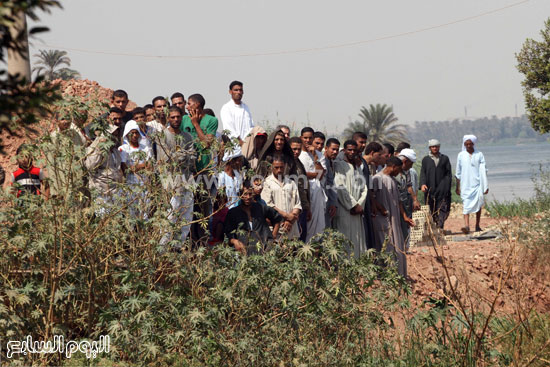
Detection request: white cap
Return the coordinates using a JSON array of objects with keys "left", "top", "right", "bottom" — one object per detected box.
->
[
  {"left": 428, "top": 139, "right": 440, "bottom": 147},
  {"left": 222, "top": 146, "right": 243, "bottom": 162},
  {"left": 398, "top": 148, "right": 417, "bottom": 163}
]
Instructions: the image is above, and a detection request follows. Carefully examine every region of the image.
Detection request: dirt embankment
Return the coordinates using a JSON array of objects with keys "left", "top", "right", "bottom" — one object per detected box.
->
[
  {"left": 408, "top": 215, "right": 550, "bottom": 315},
  {"left": 0, "top": 79, "right": 136, "bottom": 175}
]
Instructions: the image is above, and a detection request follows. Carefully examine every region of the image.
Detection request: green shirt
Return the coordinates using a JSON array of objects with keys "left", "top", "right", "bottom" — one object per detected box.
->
[{"left": 180, "top": 114, "right": 218, "bottom": 172}]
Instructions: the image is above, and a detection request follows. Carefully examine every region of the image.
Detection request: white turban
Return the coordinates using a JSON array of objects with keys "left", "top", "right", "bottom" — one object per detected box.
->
[
  {"left": 428, "top": 139, "right": 440, "bottom": 147},
  {"left": 398, "top": 148, "right": 417, "bottom": 163},
  {"left": 462, "top": 134, "right": 477, "bottom": 151},
  {"left": 223, "top": 146, "right": 243, "bottom": 162}
]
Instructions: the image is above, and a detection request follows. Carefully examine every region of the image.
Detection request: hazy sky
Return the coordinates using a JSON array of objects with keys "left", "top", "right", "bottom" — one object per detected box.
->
[{"left": 28, "top": 0, "right": 550, "bottom": 133}]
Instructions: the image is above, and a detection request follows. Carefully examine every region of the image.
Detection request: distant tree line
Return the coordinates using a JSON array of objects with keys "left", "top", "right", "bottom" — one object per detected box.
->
[{"left": 407, "top": 115, "right": 549, "bottom": 145}]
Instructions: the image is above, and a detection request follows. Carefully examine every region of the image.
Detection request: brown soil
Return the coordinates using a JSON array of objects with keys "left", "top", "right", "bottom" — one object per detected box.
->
[
  {"left": 0, "top": 79, "right": 136, "bottom": 176},
  {"left": 408, "top": 215, "right": 550, "bottom": 316}
]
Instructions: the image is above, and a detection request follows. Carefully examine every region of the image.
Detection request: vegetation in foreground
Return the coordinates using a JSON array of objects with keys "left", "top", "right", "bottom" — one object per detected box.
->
[{"left": 0, "top": 127, "right": 549, "bottom": 366}]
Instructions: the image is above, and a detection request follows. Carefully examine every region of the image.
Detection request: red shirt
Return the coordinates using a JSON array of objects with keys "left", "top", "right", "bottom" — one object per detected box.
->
[{"left": 11, "top": 166, "right": 43, "bottom": 197}]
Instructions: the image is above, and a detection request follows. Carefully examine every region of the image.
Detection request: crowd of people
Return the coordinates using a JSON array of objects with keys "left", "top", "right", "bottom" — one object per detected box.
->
[{"left": 4, "top": 80, "right": 489, "bottom": 278}]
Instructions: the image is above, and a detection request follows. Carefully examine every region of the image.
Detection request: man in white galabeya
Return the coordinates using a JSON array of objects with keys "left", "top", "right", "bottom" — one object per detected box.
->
[
  {"left": 456, "top": 134, "right": 489, "bottom": 234},
  {"left": 220, "top": 80, "right": 254, "bottom": 146}
]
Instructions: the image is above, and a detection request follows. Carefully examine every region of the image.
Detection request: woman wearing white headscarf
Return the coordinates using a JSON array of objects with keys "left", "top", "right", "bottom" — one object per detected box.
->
[
  {"left": 119, "top": 120, "right": 153, "bottom": 218},
  {"left": 456, "top": 135, "right": 488, "bottom": 233}
]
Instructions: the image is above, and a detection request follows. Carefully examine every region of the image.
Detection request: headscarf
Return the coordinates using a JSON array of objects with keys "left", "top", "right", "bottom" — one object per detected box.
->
[
  {"left": 461, "top": 134, "right": 477, "bottom": 152},
  {"left": 242, "top": 126, "right": 266, "bottom": 160},
  {"left": 257, "top": 129, "right": 293, "bottom": 163},
  {"left": 256, "top": 129, "right": 294, "bottom": 177},
  {"left": 122, "top": 120, "right": 140, "bottom": 141}
]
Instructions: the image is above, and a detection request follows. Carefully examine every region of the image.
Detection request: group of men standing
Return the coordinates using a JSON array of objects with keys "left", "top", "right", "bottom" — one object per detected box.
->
[{"left": 8, "top": 79, "right": 489, "bottom": 279}]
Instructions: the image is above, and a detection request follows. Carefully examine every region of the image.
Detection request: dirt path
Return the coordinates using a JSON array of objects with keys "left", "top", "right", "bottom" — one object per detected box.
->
[{"left": 407, "top": 216, "right": 550, "bottom": 315}]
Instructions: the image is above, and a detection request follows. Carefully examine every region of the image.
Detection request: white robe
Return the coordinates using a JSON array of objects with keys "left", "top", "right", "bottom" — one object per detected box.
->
[
  {"left": 299, "top": 150, "right": 326, "bottom": 242},
  {"left": 333, "top": 159, "right": 368, "bottom": 258},
  {"left": 119, "top": 142, "right": 153, "bottom": 219},
  {"left": 261, "top": 174, "right": 302, "bottom": 239},
  {"left": 456, "top": 150, "right": 488, "bottom": 214},
  {"left": 219, "top": 100, "right": 254, "bottom": 141}
]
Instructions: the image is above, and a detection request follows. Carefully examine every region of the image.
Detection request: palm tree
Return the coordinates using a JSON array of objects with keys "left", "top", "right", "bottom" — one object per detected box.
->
[
  {"left": 32, "top": 49, "right": 81, "bottom": 80},
  {"left": 343, "top": 104, "right": 408, "bottom": 145}
]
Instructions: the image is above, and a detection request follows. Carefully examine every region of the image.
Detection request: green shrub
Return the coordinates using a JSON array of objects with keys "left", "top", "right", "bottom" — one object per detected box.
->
[{"left": 0, "top": 130, "right": 411, "bottom": 366}]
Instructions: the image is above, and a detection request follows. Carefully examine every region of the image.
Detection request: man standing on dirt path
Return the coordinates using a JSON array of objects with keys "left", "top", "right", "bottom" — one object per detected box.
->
[
  {"left": 396, "top": 148, "right": 420, "bottom": 251},
  {"left": 420, "top": 139, "right": 452, "bottom": 230},
  {"left": 456, "top": 135, "right": 488, "bottom": 234},
  {"left": 372, "top": 156, "right": 415, "bottom": 277}
]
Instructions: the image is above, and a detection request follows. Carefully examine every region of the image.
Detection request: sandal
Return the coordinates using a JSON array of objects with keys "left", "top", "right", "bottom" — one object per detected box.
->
[{"left": 461, "top": 227, "right": 470, "bottom": 234}]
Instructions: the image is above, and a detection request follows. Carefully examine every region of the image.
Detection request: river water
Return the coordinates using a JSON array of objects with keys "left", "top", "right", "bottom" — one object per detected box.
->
[{"left": 415, "top": 142, "right": 550, "bottom": 202}]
